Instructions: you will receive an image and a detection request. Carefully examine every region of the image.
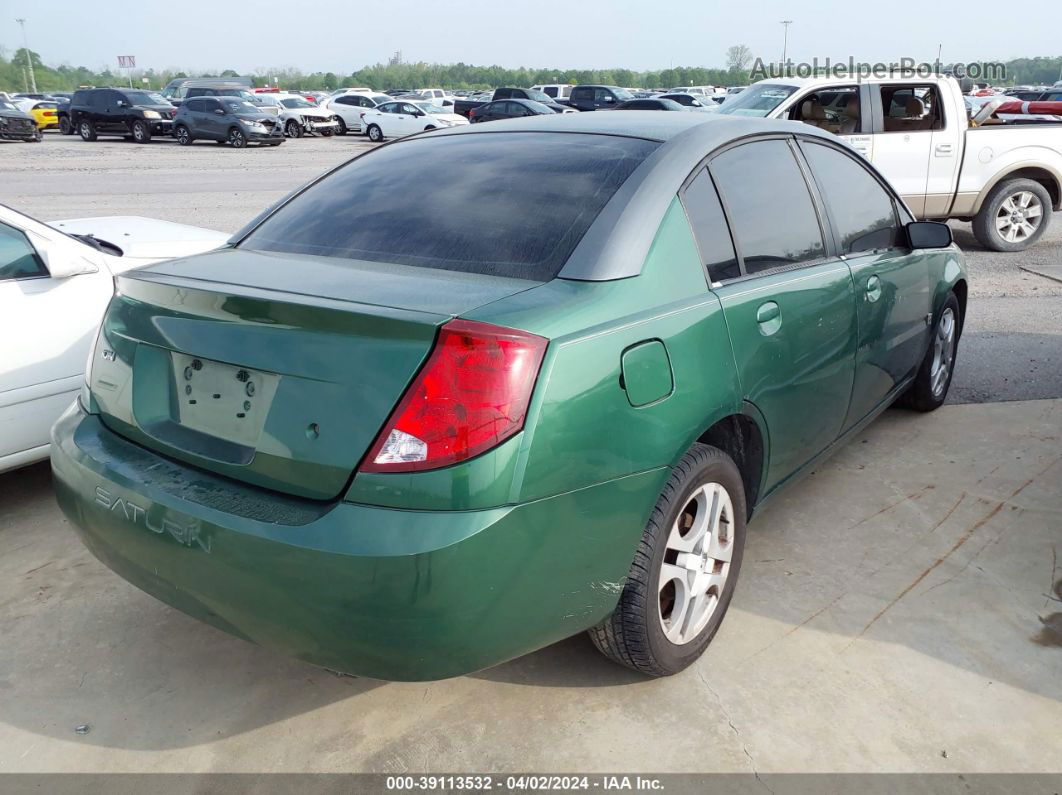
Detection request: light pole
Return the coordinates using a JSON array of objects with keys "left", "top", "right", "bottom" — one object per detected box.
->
[
  {"left": 15, "top": 18, "right": 38, "bottom": 94},
  {"left": 780, "top": 20, "right": 793, "bottom": 76}
]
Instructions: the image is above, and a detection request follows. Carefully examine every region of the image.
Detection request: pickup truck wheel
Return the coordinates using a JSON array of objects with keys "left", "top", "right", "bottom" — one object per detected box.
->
[
  {"left": 174, "top": 125, "right": 193, "bottom": 146},
  {"left": 59, "top": 116, "right": 73, "bottom": 135},
  {"left": 589, "top": 443, "right": 746, "bottom": 676},
  {"left": 972, "top": 178, "right": 1052, "bottom": 252},
  {"left": 131, "top": 120, "right": 152, "bottom": 143},
  {"left": 366, "top": 124, "right": 383, "bottom": 142},
  {"left": 78, "top": 120, "right": 97, "bottom": 142},
  {"left": 285, "top": 120, "right": 302, "bottom": 138},
  {"left": 900, "top": 292, "right": 961, "bottom": 412}
]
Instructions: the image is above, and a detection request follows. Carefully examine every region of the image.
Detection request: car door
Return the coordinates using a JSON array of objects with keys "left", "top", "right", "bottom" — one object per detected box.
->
[
  {"left": 594, "top": 88, "right": 617, "bottom": 109},
  {"left": 396, "top": 103, "right": 422, "bottom": 134},
  {"left": 103, "top": 90, "right": 128, "bottom": 132},
  {"left": 332, "top": 96, "right": 358, "bottom": 127},
  {"left": 0, "top": 220, "right": 110, "bottom": 465},
  {"left": 799, "top": 138, "right": 932, "bottom": 431},
  {"left": 700, "top": 137, "right": 857, "bottom": 492},
  {"left": 88, "top": 91, "right": 110, "bottom": 130},
  {"left": 200, "top": 98, "right": 225, "bottom": 139},
  {"left": 866, "top": 83, "right": 941, "bottom": 217}
]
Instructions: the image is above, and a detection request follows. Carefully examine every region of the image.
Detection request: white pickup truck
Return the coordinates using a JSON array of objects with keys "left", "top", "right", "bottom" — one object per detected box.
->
[{"left": 717, "top": 74, "right": 1062, "bottom": 250}]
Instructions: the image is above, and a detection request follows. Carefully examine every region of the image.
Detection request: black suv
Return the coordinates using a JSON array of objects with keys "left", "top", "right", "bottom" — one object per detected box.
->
[
  {"left": 68, "top": 88, "right": 177, "bottom": 143},
  {"left": 568, "top": 85, "right": 635, "bottom": 111},
  {"left": 173, "top": 97, "right": 284, "bottom": 148}
]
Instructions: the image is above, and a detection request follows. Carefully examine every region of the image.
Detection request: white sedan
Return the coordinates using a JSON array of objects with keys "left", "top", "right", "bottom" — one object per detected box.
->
[
  {"left": 361, "top": 100, "right": 468, "bottom": 142},
  {"left": 0, "top": 205, "right": 228, "bottom": 473},
  {"left": 324, "top": 92, "right": 394, "bottom": 135}
]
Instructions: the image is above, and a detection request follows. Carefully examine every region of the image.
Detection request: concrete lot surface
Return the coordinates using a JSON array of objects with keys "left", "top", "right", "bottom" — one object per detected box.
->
[
  {"left": 0, "top": 132, "right": 1060, "bottom": 774},
  {"left": 0, "top": 400, "right": 1059, "bottom": 773}
]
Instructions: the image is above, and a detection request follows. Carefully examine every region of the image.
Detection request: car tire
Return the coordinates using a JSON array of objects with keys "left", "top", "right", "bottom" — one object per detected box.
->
[
  {"left": 285, "top": 120, "right": 302, "bottom": 138},
  {"left": 228, "top": 127, "right": 247, "bottom": 149},
  {"left": 131, "top": 120, "right": 152, "bottom": 144},
  {"left": 59, "top": 116, "right": 73, "bottom": 135},
  {"left": 174, "top": 124, "right": 193, "bottom": 146},
  {"left": 590, "top": 443, "right": 747, "bottom": 677},
  {"left": 320, "top": 128, "right": 334, "bottom": 137},
  {"left": 899, "top": 292, "right": 961, "bottom": 412},
  {"left": 972, "top": 178, "right": 1052, "bottom": 252},
  {"left": 366, "top": 124, "right": 383, "bottom": 142},
  {"left": 335, "top": 117, "right": 347, "bottom": 135},
  {"left": 78, "top": 120, "right": 97, "bottom": 142}
]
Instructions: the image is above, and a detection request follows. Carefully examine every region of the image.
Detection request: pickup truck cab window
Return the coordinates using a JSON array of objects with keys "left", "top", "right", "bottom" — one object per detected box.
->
[
  {"left": 709, "top": 139, "right": 826, "bottom": 274},
  {"left": 0, "top": 222, "right": 47, "bottom": 281},
  {"left": 879, "top": 85, "right": 944, "bottom": 132},
  {"left": 788, "top": 86, "right": 861, "bottom": 134}
]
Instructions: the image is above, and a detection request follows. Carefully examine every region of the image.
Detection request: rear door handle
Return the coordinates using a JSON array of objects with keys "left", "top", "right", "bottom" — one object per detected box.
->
[
  {"left": 935, "top": 143, "right": 954, "bottom": 156},
  {"left": 756, "top": 301, "right": 781, "bottom": 335}
]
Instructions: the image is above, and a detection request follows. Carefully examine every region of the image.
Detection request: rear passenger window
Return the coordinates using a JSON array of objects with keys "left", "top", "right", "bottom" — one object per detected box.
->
[
  {"left": 879, "top": 84, "right": 943, "bottom": 132},
  {"left": 801, "top": 141, "right": 901, "bottom": 254},
  {"left": 710, "top": 140, "right": 825, "bottom": 274},
  {"left": 680, "top": 170, "right": 740, "bottom": 283}
]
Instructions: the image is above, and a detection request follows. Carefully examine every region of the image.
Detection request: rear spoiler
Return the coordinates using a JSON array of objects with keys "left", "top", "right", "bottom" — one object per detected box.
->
[{"left": 972, "top": 99, "right": 1062, "bottom": 126}]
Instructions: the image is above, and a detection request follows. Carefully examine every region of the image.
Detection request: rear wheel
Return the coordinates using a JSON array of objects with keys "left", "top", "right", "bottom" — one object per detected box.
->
[
  {"left": 590, "top": 443, "right": 747, "bottom": 676},
  {"left": 131, "top": 120, "right": 152, "bottom": 143},
  {"left": 285, "top": 120, "right": 302, "bottom": 138},
  {"left": 366, "top": 124, "right": 383, "bottom": 142},
  {"left": 174, "top": 124, "right": 193, "bottom": 145},
  {"left": 335, "top": 117, "right": 348, "bottom": 135},
  {"left": 228, "top": 127, "right": 247, "bottom": 148},
  {"left": 972, "top": 178, "right": 1052, "bottom": 252},
  {"left": 78, "top": 120, "right": 97, "bottom": 141},
  {"left": 900, "top": 292, "right": 961, "bottom": 412},
  {"left": 59, "top": 116, "right": 73, "bottom": 135}
]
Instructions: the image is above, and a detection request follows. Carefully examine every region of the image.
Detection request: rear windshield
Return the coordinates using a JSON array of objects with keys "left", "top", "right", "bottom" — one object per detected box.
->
[{"left": 240, "top": 132, "right": 658, "bottom": 281}]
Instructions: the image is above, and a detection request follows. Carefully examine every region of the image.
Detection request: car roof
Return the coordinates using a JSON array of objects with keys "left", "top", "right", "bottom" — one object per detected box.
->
[
  {"left": 423, "top": 108, "right": 811, "bottom": 144},
  {"left": 409, "top": 112, "right": 841, "bottom": 281}
]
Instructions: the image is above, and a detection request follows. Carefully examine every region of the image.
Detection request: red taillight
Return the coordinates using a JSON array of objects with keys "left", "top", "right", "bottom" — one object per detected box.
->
[{"left": 360, "top": 319, "right": 548, "bottom": 473}]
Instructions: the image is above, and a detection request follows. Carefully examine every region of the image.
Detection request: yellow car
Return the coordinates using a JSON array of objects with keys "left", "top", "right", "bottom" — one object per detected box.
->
[{"left": 17, "top": 100, "right": 59, "bottom": 131}]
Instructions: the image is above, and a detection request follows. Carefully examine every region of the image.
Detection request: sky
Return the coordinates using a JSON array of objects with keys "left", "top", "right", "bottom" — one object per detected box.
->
[{"left": 2, "top": 0, "right": 1060, "bottom": 76}]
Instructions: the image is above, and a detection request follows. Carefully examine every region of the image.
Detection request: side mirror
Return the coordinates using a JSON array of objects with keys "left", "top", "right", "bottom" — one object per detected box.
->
[
  {"left": 39, "top": 246, "right": 99, "bottom": 278},
  {"left": 906, "top": 221, "right": 953, "bottom": 249},
  {"left": 214, "top": 108, "right": 226, "bottom": 115}
]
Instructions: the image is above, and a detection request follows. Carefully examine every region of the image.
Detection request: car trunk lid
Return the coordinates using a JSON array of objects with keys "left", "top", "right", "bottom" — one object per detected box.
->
[{"left": 90, "top": 248, "right": 536, "bottom": 500}]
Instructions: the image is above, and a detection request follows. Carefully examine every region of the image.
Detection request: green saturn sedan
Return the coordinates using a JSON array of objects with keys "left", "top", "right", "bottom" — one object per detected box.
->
[{"left": 52, "top": 112, "right": 966, "bottom": 680}]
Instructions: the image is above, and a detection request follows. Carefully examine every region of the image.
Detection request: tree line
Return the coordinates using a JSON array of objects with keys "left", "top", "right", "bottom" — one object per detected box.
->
[{"left": 1, "top": 46, "right": 1060, "bottom": 93}]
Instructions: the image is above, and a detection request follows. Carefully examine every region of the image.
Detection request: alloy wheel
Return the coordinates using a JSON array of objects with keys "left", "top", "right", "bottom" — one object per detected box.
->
[
  {"left": 930, "top": 307, "right": 956, "bottom": 398},
  {"left": 658, "top": 482, "right": 735, "bottom": 645},
  {"left": 995, "top": 191, "right": 1043, "bottom": 244},
  {"left": 229, "top": 129, "right": 247, "bottom": 148}
]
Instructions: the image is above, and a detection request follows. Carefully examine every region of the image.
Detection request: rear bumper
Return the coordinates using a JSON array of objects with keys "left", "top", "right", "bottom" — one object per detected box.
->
[{"left": 51, "top": 403, "right": 663, "bottom": 680}]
